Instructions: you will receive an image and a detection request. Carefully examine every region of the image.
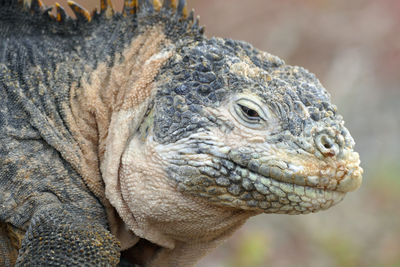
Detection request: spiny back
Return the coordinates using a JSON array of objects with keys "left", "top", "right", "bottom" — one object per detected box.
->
[{"left": 0, "top": 0, "right": 203, "bottom": 80}]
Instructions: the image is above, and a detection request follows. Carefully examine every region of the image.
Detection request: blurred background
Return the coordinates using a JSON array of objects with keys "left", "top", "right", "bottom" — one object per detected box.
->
[{"left": 43, "top": 0, "right": 400, "bottom": 266}]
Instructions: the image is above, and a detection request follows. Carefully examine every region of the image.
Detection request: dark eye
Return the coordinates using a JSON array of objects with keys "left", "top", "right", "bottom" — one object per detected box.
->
[
  {"left": 231, "top": 97, "right": 268, "bottom": 129},
  {"left": 238, "top": 104, "right": 260, "bottom": 120}
]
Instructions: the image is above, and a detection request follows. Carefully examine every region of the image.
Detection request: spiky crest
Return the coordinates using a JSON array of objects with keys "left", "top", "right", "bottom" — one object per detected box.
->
[
  {"left": 10, "top": 0, "right": 191, "bottom": 24},
  {"left": 67, "top": 1, "right": 92, "bottom": 22},
  {"left": 0, "top": 0, "right": 203, "bottom": 54},
  {"left": 54, "top": 2, "right": 67, "bottom": 22}
]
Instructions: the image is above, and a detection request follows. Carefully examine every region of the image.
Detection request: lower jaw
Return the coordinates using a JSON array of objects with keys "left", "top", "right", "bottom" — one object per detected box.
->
[
  {"left": 261, "top": 182, "right": 346, "bottom": 214},
  {"left": 172, "top": 161, "right": 346, "bottom": 214},
  {"left": 219, "top": 184, "right": 344, "bottom": 215},
  {"left": 178, "top": 174, "right": 346, "bottom": 215}
]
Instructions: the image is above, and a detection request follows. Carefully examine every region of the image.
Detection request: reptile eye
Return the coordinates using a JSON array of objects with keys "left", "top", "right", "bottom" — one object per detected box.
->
[
  {"left": 238, "top": 104, "right": 260, "bottom": 120},
  {"left": 231, "top": 97, "right": 268, "bottom": 129}
]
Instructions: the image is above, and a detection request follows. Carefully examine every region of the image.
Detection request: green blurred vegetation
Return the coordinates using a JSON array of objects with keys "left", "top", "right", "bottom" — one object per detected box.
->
[
  {"left": 317, "top": 233, "right": 361, "bottom": 267},
  {"left": 228, "top": 232, "right": 269, "bottom": 267}
]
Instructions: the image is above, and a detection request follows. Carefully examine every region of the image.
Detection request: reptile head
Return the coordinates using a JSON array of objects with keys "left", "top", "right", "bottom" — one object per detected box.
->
[{"left": 141, "top": 37, "right": 362, "bottom": 214}]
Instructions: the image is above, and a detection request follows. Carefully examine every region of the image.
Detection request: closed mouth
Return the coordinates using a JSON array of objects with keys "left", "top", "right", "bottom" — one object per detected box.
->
[
  {"left": 227, "top": 149, "right": 363, "bottom": 193},
  {"left": 166, "top": 144, "right": 361, "bottom": 213},
  {"left": 172, "top": 155, "right": 349, "bottom": 214},
  {"left": 215, "top": 158, "right": 347, "bottom": 213}
]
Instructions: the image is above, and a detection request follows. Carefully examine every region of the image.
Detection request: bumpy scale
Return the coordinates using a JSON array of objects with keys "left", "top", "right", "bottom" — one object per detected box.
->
[{"left": 0, "top": 0, "right": 363, "bottom": 266}]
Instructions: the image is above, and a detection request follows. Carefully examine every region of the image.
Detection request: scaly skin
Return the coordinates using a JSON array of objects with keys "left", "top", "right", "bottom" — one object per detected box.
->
[
  {"left": 0, "top": 0, "right": 362, "bottom": 266},
  {"left": 148, "top": 38, "right": 362, "bottom": 214}
]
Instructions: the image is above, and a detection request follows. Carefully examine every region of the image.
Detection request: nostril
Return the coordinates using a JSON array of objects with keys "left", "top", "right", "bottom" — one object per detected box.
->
[
  {"left": 321, "top": 136, "right": 333, "bottom": 149},
  {"left": 315, "top": 133, "right": 338, "bottom": 156}
]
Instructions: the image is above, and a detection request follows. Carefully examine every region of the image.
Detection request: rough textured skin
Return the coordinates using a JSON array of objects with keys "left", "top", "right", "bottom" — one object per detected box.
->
[{"left": 0, "top": 0, "right": 363, "bottom": 266}]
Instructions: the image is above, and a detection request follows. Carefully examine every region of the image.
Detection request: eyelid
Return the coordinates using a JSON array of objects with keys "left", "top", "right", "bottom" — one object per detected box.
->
[{"left": 236, "top": 98, "right": 267, "bottom": 121}]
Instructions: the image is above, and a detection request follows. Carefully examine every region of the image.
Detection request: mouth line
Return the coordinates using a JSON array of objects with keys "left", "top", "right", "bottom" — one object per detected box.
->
[
  {"left": 220, "top": 157, "right": 333, "bottom": 189},
  {"left": 222, "top": 163, "right": 347, "bottom": 213},
  {"left": 213, "top": 157, "right": 346, "bottom": 200},
  {"left": 239, "top": 164, "right": 345, "bottom": 198},
  {"left": 170, "top": 156, "right": 347, "bottom": 213},
  {"left": 225, "top": 151, "right": 362, "bottom": 193},
  {"left": 174, "top": 154, "right": 347, "bottom": 195},
  {"left": 218, "top": 165, "right": 345, "bottom": 213}
]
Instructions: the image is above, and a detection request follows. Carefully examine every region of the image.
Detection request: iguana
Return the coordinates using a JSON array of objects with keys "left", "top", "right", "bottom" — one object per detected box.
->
[{"left": 0, "top": 0, "right": 363, "bottom": 266}]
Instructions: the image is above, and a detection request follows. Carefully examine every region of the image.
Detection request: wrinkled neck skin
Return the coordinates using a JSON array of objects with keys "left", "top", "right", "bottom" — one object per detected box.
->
[
  {"left": 118, "top": 131, "right": 255, "bottom": 265},
  {"left": 70, "top": 26, "right": 255, "bottom": 266}
]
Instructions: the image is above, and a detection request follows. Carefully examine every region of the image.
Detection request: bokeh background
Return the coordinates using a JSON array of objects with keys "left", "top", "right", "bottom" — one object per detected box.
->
[{"left": 43, "top": 0, "right": 400, "bottom": 266}]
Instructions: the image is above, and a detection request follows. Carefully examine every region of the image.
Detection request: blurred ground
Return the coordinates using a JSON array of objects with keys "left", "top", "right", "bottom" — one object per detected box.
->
[{"left": 43, "top": 0, "right": 400, "bottom": 266}]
